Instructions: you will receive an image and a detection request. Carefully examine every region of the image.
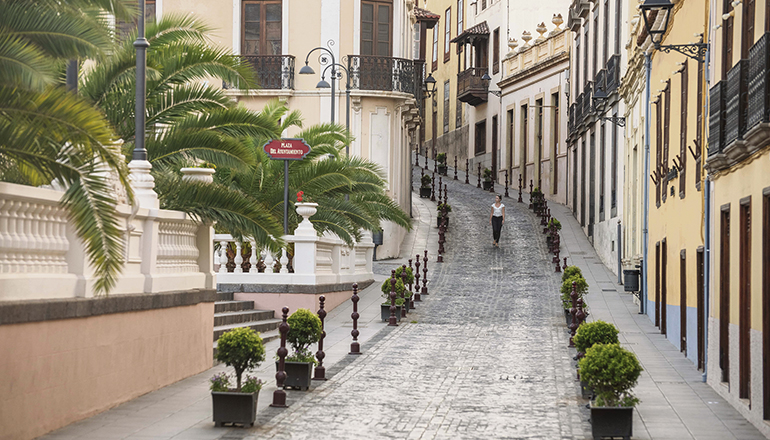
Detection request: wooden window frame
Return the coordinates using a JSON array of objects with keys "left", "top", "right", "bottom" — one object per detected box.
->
[
  {"left": 457, "top": 0, "right": 463, "bottom": 32},
  {"left": 656, "top": 98, "right": 662, "bottom": 207},
  {"left": 739, "top": 198, "right": 751, "bottom": 399},
  {"left": 720, "top": 204, "right": 731, "bottom": 384},
  {"left": 475, "top": 119, "right": 487, "bottom": 156},
  {"left": 443, "top": 80, "right": 450, "bottom": 133},
  {"left": 444, "top": 7, "right": 451, "bottom": 63},
  {"left": 611, "top": 112, "right": 618, "bottom": 214},
  {"left": 552, "top": 93, "right": 560, "bottom": 195},
  {"left": 492, "top": 115, "right": 498, "bottom": 175},
  {"left": 697, "top": 246, "right": 705, "bottom": 370},
  {"left": 493, "top": 28, "right": 500, "bottom": 74},
  {"left": 507, "top": 109, "right": 514, "bottom": 175},
  {"left": 663, "top": 81, "right": 670, "bottom": 203},
  {"left": 592, "top": 14, "right": 599, "bottom": 77},
  {"left": 432, "top": 21, "right": 439, "bottom": 71},
  {"left": 680, "top": 60, "right": 688, "bottom": 199},
  {"left": 242, "top": 0, "right": 283, "bottom": 56},
  {"left": 614, "top": 0, "right": 622, "bottom": 54},
  {"left": 456, "top": 99, "right": 463, "bottom": 129},
  {"left": 575, "top": 34, "right": 581, "bottom": 94},
  {"left": 522, "top": 105, "right": 529, "bottom": 181},
  {"left": 603, "top": 0, "right": 610, "bottom": 64},
  {"left": 723, "top": 0, "right": 734, "bottom": 79},
  {"left": 361, "top": 0, "right": 393, "bottom": 56},
  {"left": 763, "top": 189, "right": 770, "bottom": 419},
  {"left": 600, "top": 122, "right": 606, "bottom": 221}
]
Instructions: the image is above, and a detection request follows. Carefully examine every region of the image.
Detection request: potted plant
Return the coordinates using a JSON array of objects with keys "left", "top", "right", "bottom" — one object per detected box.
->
[
  {"left": 548, "top": 218, "right": 562, "bottom": 232},
  {"left": 482, "top": 167, "right": 493, "bottom": 190},
  {"left": 420, "top": 174, "right": 432, "bottom": 198},
  {"left": 380, "top": 276, "right": 407, "bottom": 321},
  {"left": 579, "top": 343, "right": 643, "bottom": 440},
  {"left": 573, "top": 321, "right": 619, "bottom": 399},
  {"left": 277, "top": 309, "right": 322, "bottom": 390},
  {"left": 437, "top": 203, "right": 452, "bottom": 228},
  {"left": 561, "top": 275, "right": 589, "bottom": 325},
  {"left": 436, "top": 152, "right": 448, "bottom": 176},
  {"left": 212, "top": 328, "right": 266, "bottom": 427},
  {"left": 562, "top": 265, "right": 583, "bottom": 282}
]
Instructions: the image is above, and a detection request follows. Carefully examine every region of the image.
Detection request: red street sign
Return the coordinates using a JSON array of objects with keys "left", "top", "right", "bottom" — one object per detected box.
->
[{"left": 262, "top": 138, "right": 311, "bottom": 160}]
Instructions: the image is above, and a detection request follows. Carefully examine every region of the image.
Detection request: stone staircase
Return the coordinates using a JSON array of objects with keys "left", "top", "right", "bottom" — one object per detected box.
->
[{"left": 213, "top": 292, "right": 281, "bottom": 356}]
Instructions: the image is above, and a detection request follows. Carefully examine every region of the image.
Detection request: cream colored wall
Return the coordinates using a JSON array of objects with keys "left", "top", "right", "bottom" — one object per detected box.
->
[
  {"left": 162, "top": 0, "right": 234, "bottom": 49},
  {"left": 646, "top": 0, "right": 708, "bottom": 312},
  {"left": 0, "top": 303, "right": 214, "bottom": 440}
]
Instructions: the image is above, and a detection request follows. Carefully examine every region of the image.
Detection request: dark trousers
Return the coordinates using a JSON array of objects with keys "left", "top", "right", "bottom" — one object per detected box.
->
[{"left": 491, "top": 216, "right": 503, "bottom": 242}]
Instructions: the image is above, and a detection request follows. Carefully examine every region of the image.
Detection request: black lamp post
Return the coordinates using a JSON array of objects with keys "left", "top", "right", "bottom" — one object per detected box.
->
[
  {"left": 423, "top": 73, "right": 437, "bottom": 165},
  {"left": 300, "top": 41, "right": 337, "bottom": 123},
  {"left": 592, "top": 87, "right": 626, "bottom": 127},
  {"left": 318, "top": 63, "right": 351, "bottom": 159},
  {"left": 133, "top": 0, "right": 150, "bottom": 162},
  {"left": 639, "top": 0, "right": 707, "bottom": 62}
]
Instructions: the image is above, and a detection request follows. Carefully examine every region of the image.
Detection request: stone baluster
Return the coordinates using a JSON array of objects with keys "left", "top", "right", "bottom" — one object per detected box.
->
[
  {"left": 349, "top": 283, "right": 361, "bottom": 354},
  {"left": 388, "top": 270, "right": 398, "bottom": 326},
  {"left": 249, "top": 240, "right": 259, "bottom": 273},
  {"left": 280, "top": 248, "right": 289, "bottom": 274},
  {"left": 414, "top": 257, "right": 422, "bottom": 302},
  {"left": 313, "top": 296, "right": 327, "bottom": 380},
  {"left": 271, "top": 307, "right": 290, "bottom": 408},
  {"left": 218, "top": 241, "right": 228, "bottom": 274},
  {"left": 234, "top": 241, "right": 243, "bottom": 273},
  {"left": 264, "top": 248, "right": 275, "bottom": 274}
]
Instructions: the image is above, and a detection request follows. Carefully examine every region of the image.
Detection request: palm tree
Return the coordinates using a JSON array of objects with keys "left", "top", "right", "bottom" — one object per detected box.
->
[{"left": 0, "top": 0, "right": 137, "bottom": 294}]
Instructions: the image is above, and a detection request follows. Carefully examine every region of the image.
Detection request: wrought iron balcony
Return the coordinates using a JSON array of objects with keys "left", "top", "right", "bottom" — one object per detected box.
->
[
  {"left": 457, "top": 67, "right": 489, "bottom": 106},
  {"left": 724, "top": 59, "right": 748, "bottom": 147},
  {"left": 747, "top": 32, "right": 770, "bottom": 134},
  {"left": 606, "top": 54, "right": 620, "bottom": 92},
  {"left": 242, "top": 55, "right": 295, "bottom": 90},
  {"left": 568, "top": 103, "right": 576, "bottom": 134},
  {"left": 347, "top": 55, "right": 418, "bottom": 97},
  {"left": 594, "top": 69, "right": 606, "bottom": 93},
  {"left": 708, "top": 80, "right": 726, "bottom": 159},
  {"left": 576, "top": 93, "right": 584, "bottom": 124}
]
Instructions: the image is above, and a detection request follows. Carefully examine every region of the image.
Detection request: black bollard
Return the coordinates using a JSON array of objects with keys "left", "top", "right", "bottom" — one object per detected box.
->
[
  {"left": 465, "top": 159, "right": 470, "bottom": 184},
  {"left": 271, "top": 307, "right": 290, "bottom": 407},
  {"left": 313, "top": 296, "right": 327, "bottom": 380},
  {"left": 437, "top": 214, "right": 446, "bottom": 263},
  {"left": 444, "top": 184, "right": 448, "bottom": 205},
  {"left": 504, "top": 170, "right": 509, "bottom": 198},
  {"left": 477, "top": 163, "right": 482, "bottom": 188},
  {"left": 414, "top": 257, "right": 422, "bottom": 302},
  {"left": 431, "top": 172, "right": 436, "bottom": 202},
  {"left": 400, "top": 265, "right": 408, "bottom": 318},
  {"left": 349, "top": 283, "right": 361, "bottom": 354},
  {"left": 408, "top": 259, "right": 416, "bottom": 309},
  {"left": 569, "top": 282, "right": 578, "bottom": 347},
  {"left": 424, "top": 149, "right": 428, "bottom": 170},
  {"left": 454, "top": 156, "right": 458, "bottom": 180},
  {"left": 388, "top": 270, "right": 398, "bottom": 326},
  {"left": 576, "top": 297, "right": 586, "bottom": 328},
  {"left": 438, "top": 176, "right": 443, "bottom": 202},
  {"left": 518, "top": 174, "right": 523, "bottom": 203},
  {"left": 433, "top": 150, "right": 438, "bottom": 173},
  {"left": 415, "top": 149, "right": 420, "bottom": 167},
  {"left": 422, "top": 250, "right": 429, "bottom": 295},
  {"left": 563, "top": 257, "right": 568, "bottom": 271}
]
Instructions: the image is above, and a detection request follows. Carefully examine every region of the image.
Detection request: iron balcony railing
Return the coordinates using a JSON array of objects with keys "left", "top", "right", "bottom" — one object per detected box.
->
[
  {"left": 606, "top": 54, "right": 620, "bottom": 92},
  {"left": 594, "top": 69, "right": 606, "bottom": 93},
  {"left": 724, "top": 59, "right": 748, "bottom": 146},
  {"left": 241, "top": 55, "right": 295, "bottom": 90},
  {"left": 347, "top": 55, "right": 418, "bottom": 97},
  {"left": 568, "top": 103, "right": 576, "bottom": 134},
  {"left": 708, "top": 80, "right": 726, "bottom": 157},
  {"left": 748, "top": 32, "right": 770, "bottom": 131},
  {"left": 583, "top": 81, "right": 593, "bottom": 119},
  {"left": 576, "top": 93, "right": 584, "bottom": 124}
]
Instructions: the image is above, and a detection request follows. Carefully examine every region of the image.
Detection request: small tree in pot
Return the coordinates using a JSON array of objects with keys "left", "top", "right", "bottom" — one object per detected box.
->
[
  {"left": 420, "top": 174, "right": 432, "bottom": 198},
  {"left": 573, "top": 320, "right": 619, "bottom": 399},
  {"left": 436, "top": 153, "right": 448, "bottom": 175},
  {"left": 279, "top": 309, "right": 322, "bottom": 390},
  {"left": 380, "top": 276, "right": 407, "bottom": 320},
  {"left": 437, "top": 203, "right": 452, "bottom": 227},
  {"left": 579, "top": 343, "right": 643, "bottom": 439},
  {"left": 482, "top": 168, "right": 493, "bottom": 190},
  {"left": 212, "top": 328, "right": 266, "bottom": 427},
  {"left": 561, "top": 275, "right": 589, "bottom": 309}
]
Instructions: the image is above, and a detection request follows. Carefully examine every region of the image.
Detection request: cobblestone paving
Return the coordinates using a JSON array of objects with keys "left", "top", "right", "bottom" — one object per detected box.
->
[{"left": 232, "top": 166, "right": 590, "bottom": 440}]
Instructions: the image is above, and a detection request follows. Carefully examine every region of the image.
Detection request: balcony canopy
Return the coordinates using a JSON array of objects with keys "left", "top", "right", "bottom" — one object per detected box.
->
[
  {"left": 451, "top": 21, "right": 490, "bottom": 44},
  {"left": 414, "top": 7, "right": 440, "bottom": 28}
]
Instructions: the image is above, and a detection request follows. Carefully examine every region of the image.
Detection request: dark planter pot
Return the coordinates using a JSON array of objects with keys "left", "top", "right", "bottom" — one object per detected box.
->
[
  {"left": 420, "top": 187, "right": 432, "bottom": 198},
  {"left": 564, "top": 309, "right": 573, "bottom": 326},
  {"left": 437, "top": 216, "right": 449, "bottom": 228},
  {"left": 212, "top": 391, "right": 258, "bottom": 427},
  {"left": 381, "top": 304, "right": 403, "bottom": 321},
  {"left": 580, "top": 380, "right": 593, "bottom": 400},
  {"left": 404, "top": 296, "right": 412, "bottom": 312},
  {"left": 437, "top": 165, "right": 448, "bottom": 176},
  {"left": 590, "top": 405, "right": 633, "bottom": 440},
  {"left": 482, "top": 180, "right": 493, "bottom": 191},
  {"left": 275, "top": 361, "right": 313, "bottom": 390}
]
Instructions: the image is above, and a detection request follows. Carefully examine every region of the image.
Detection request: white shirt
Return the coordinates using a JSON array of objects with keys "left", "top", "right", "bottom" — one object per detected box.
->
[{"left": 491, "top": 203, "right": 504, "bottom": 217}]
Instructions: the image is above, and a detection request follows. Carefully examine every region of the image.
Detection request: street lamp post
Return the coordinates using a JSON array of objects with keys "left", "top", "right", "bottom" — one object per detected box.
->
[
  {"left": 300, "top": 42, "right": 337, "bottom": 124},
  {"left": 639, "top": 0, "right": 708, "bottom": 62},
  {"left": 318, "top": 63, "right": 351, "bottom": 159},
  {"left": 423, "top": 73, "right": 437, "bottom": 169},
  {"left": 592, "top": 88, "right": 626, "bottom": 127}
]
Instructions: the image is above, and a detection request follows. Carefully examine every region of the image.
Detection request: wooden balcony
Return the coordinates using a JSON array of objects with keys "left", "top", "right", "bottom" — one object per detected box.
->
[{"left": 457, "top": 67, "right": 489, "bottom": 107}]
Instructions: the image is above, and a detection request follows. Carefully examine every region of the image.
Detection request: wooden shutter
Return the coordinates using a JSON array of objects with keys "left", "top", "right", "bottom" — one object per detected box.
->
[
  {"left": 720, "top": 206, "right": 731, "bottom": 383},
  {"left": 362, "top": 1, "right": 392, "bottom": 56},
  {"left": 739, "top": 200, "right": 751, "bottom": 399},
  {"left": 680, "top": 61, "right": 688, "bottom": 198},
  {"left": 493, "top": 28, "right": 500, "bottom": 74},
  {"left": 242, "top": 1, "right": 282, "bottom": 56},
  {"left": 743, "top": 0, "right": 756, "bottom": 59},
  {"left": 723, "top": 0, "right": 734, "bottom": 79}
]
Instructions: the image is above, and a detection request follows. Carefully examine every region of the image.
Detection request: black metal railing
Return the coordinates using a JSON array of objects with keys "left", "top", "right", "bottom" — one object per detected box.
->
[
  {"left": 414, "top": 60, "right": 426, "bottom": 116},
  {"left": 569, "top": 103, "right": 576, "bottom": 134},
  {"left": 708, "top": 80, "right": 726, "bottom": 157},
  {"left": 606, "top": 54, "right": 620, "bottom": 92},
  {"left": 576, "top": 93, "right": 584, "bottom": 124},
  {"left": 724, "top": 59, "right": 748, "bottom": 146},
  {"left": 748, "top": 32, "right": 770, "bottom": 131},
  {"left": 241, "top": 55, "right": 295, "bottom": 90},
  {"left": 594, "top": 69, "right": 606, "bottom": 93},
  {"left": 583, "top": 81, "right": 593, "bottom": 118},
  {"left": 347, "top": 55, "right": 417, "bottom": 97}
]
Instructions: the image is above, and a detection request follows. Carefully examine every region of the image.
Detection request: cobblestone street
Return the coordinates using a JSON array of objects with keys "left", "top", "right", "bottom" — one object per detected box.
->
[{"left": 235, "top": 167, "right": 590, "bottom": 440}]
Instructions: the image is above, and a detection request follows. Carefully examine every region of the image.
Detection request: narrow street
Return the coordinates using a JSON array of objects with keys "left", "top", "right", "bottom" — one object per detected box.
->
[{"left": 236, "top": 167, "right": 590, "bottom": 439}]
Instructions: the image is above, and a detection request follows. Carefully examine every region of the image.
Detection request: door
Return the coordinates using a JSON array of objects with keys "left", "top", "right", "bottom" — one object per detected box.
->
[
  {"left": 720, "top": 207, "right": 731, "bottom": 383},
  {"left": 697, "top": 247, "right": 705, "bottom": 370},
  {"left": 739, "top": 201, "right": 751, "bottom": 399},
  {"left": 681, "top": 250, "right": 687, "bottom": 354},
  {"left": 662, "top": 239, "right": 668, "bottom": 335},
  {"left": 361, "top": 1, "right": 393, "bottom": 89},
  {"left": 242, "top": 1, "right": 282, "bottom": 55},
  {"left": 656, "top": 242, "right": 661, "bottom": 327}
]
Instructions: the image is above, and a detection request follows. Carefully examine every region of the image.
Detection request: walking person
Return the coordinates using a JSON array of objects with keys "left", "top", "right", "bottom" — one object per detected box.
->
[{"left": 489, "top": 194, "right": 505, "bottom": 247}]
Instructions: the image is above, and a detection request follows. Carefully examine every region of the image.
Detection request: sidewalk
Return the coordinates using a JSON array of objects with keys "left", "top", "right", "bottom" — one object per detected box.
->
[
  {"left": 38, "top": 191, "right": 439, "bottom": 440},
  {"left": 548, "top": 198, "right": 767, "bottom": 439}
]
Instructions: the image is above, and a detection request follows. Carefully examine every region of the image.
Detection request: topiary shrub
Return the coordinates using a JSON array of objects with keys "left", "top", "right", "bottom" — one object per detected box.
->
[
  {"left": 436, "top": 152, "right": 447, "bottom": 164},
  {"left": 286, "top": 308, "right": 322, "bottom": 356},
  {"left": 573, "top": 320, "right": 619, "bottom": 354},
  {"left": 394, "top": 266, "right": 414, "bottom": 286},
  {"left": 483, "top": 167, "right": 493, "bottom": 182},
  {"left": 437, "top": 203, "right": 453, "bottom": 214},
  {"left": 421, "top": 174, "right": 432, "bottom": 188},
  {"left": 560, "top": 275, "right": 589, "bottom": 309},
  {"left": 562, "top": 265, "right": 583, "bottom": 282},
  {"left": 215, "top": 328, "right": 266, "bottom": 391},
  {"left": 381, "top": 277, "right": 406, "bottom": 305},
  {"left": 549, "top": 218, "right": 562, "bottom": 231},
  {"left": 579, "top": 343, "right": 643, "bottom": 407}
]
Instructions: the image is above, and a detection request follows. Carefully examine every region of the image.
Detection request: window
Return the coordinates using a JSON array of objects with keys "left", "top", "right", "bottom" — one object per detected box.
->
[
  {"left": 457, "top": 0, "right": 464, "bottom": 32},
  {"left": 552, "top": 93, "right": 559, "bottom": 194},
  {"left": 697, "top": 246, "right": 705, "bottom": 370},
  {"left": 739, "top": 199, "right": 751, "bottom": 399},
  {"left": 680, "top": 61, "right": 688, "bottom": 198},
  {"left": 742, "top": 0, "right": 756, "bottom": 59},
  {"left": 583, "top": 27, "right": 589, "bottom": 85},
  {"left": 508, "top": 109, "right": 514, "bottom": 174},
  {"left": 603, "top": 0, "right": 610, "bottom": 64},
  {"left": 655, "top": 241, "right": 661, "bottom": 327},
  {"left": 362, "top": 0, "right": 392, "bottom": 56},
  {"left": 720, "top": 206, "right": 731, "bottom": 383},
  {"left": 242, "top": 1, "right": 282, "bottom": 55},
  {"left": 611, "top": 112, "right": 618, "bottom": 213},
  {"left": 475, "top": 120, "right": 487, "bottom": 155},
  {"left": 662, "top": 238, "right": 668, "bottom": 335},
  {"left": 614, "top": 0, "right": 622, "bottom": 54},
  {"left": 432, "top": 21, "right": 439, "bottom": 70},
  {"left": 522, "top": 105, "right": 529, "bottom": 183},
  {"left": 481, "top": 0, "right": 487, "bottom": 10},
  {"left": 413, "top": 22, "right": 420, "bottom": 60},
  {"left": 492, "top": 115, "right": 498, "bottom": 174},
  {"left": 763, "top": 191, "right": 770, "bottom": 419},
  {"left": 444, "top": 8, "right": 451, "bottom": 62},
  {"left": 723, "top": 0, "right": 734, "bottom": 78},
  {"left": 593, "top": 14, "right": 599, "bottom": 76},
  {"left": 656, "top": 97, "right": 662, "bottom": 207},
  {"left": 696, "top": 61, "right": 703, "bottom": 189},
  {"left": 493, "top": 28, "right": 500, "bottom": 74},
  {"left": 117, "top": 0, "right": 156, "bottom": 40},
  {"left": 575, "top": 34, "right": 581, "bottom": 91},
  {"left": 456, "top": 99, "right": 463, "bottom": 128},
  {"left": 443, "top": 80, "right": 450, "bottom": 133},
  {"left": 536, "top": 98, "right": 543, "bottom": 187}
]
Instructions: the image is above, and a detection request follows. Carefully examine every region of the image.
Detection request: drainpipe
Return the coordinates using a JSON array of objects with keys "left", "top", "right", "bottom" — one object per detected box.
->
[
  {"left": 702, "top": 28, "right": 712, "bottom": 383},
  {"left": 617, "top": 220, "right": 622, "bottom": 284},
  {"left": 642, "top": 51, "right": 651, "bottom": 316}
]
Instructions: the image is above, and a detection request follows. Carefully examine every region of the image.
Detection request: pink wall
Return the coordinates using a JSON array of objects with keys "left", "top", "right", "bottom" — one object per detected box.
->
[
  {"left": 0, "top": 302, "right": 214, "bottom": 440},
  {"left": 235, "top": 290, "right": 352, "bottom": 319}
]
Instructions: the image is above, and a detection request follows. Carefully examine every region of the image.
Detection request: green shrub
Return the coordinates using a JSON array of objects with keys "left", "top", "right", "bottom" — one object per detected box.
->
[
  {"left": 394, "top": 266, "right": 414, "bottom": 285},
  {"left": 285, "top": 348, "right": 318, "bottom": 365},
  {"left": 560, "top": 275, "right": 589, "bottom": 309},
  {"left": 579, "top": 343, "right": 643, "bottom": 407},
  {"left": 436, "top": 152, "right": 447, "bottom": 164},
  {"left": 240, "top": 375, "right": 264, "bottom": 393},
  {"left": 562, "top": 265, "right": 583, "bottom": 282},
  {"left": 381, "top": 276, "right": 406, "bottom": 298},
  {"left": 483, "top": 167, "right": 493, "bottom": 181},
  {"left": 421, "top": 174, "right": 432, "bottom": 188},
  {"left": 437, "top": 203, "right": 452, "bottom": 214},
  {"left": 548, "top": 218, "right": 562, "bottom": 231},
  {"left": 287, "top": 309, "right": 323, "bottom": 354},
  {"left": 215, "top": 328, "right": 266, "bottom": 391},
  {"left": 573, "top": 320, "right": 619, "bottom": 353}
]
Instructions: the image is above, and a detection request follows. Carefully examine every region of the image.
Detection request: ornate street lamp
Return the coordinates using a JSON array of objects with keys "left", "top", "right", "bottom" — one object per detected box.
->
[
  {"left": 300, "top": 41, "right": 337, "bottom": 123},
  {"left": 592, "top": 87, "right": 626, "bottom": 127},
  {"left": 424, "top": 72, "right": 437, "bottom": 98},
  {"left": 639, "top": 0, "right": 707, "bottom": 62}
]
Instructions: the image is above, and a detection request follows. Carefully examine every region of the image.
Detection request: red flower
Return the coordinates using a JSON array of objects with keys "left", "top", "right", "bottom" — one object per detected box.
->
[{"left": 297, "top": 191, "right": 304, "bottom": 202}]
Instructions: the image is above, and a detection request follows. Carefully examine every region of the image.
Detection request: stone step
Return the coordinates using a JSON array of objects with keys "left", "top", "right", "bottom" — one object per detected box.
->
[
  {"left": 214, "top": 300, "right": 257, "bottom": 314},
  {"left": 213, "top": 319, "right": 282, "bottom": 342},
  {"left": 214, "top": 309, "right": 274, "bottom": 327},
  {"left": 215, "top": 291, "right": 234, "bottom": 302},
  {"left": 213, "top": 329, "right": 280, "bottom": 361}
]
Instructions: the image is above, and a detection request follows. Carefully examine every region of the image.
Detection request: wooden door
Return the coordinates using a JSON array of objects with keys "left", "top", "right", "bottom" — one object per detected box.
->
[
  {"left": 739, "top": 201, "right": 751, "bottom": 399},
  {"left": 656, "top": 242, "right": 661, "bottom": 327},
  {"left": 681, "top": 250, "right": 687, "bottom": 353},
  {"left": 662, "top": 239, "right": 668, "bottom": 335},
  {"left": 720, "top": 208, "right": 731, "bottom": 383},
  {"left": 697, "top": 247, "right": 705, "bottom": 370}
]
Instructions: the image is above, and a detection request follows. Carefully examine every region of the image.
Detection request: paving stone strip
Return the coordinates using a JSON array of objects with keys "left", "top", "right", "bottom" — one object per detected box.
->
[{"left": 227, "top": 166, "right": 590, "bottom": 440}]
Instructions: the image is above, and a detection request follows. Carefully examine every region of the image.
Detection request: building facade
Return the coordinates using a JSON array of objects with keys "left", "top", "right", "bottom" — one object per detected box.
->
[
  {"left": 706, "top": 0, "right": 770, "bottom": 433},
  {"left": 498, "top": 20, "right": 570, "bottom": 204},
  {"left": 159, "top": 0, "right": 423, "bottom": 259},
  {"left": 566, "top": 0, "right": 626, "bottom": 274}
]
